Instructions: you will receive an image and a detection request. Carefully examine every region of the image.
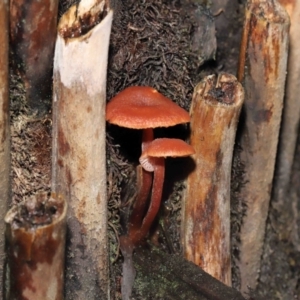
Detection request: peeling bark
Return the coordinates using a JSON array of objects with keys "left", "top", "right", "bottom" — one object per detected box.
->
[
  {"left": 182, "top": 73, "right": 244, "bottom": 286},
  {"left": 51, "top": 2, "right": 113, "bottom": 298},
  {"left": 5, "top": 193, "right": 67, "bottom": 300},
  {"left": 0, "top": 1, "right": 10, "bottom": 298},
  {"left": 237, "top": 0, "right": 289, "bottom": 294},
  {"left": 10, "top": 0, "right": 59, "bottom": 113}
]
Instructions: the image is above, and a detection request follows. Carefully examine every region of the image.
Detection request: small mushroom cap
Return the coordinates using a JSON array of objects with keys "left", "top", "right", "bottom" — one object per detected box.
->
[
  {"left": 139, "top": 138, "right": 195, "bottom": 172},
  {"left": 140, "top": 138, "right": 195, "bottom": 158},
  {"left": 106, "top": 86, "right": 190, "bottom": 129}
]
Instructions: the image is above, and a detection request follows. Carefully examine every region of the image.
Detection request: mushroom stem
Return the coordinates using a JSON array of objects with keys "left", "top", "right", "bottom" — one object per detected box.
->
[
  {"left": 138, "top": 157, "right": 165, "bottom": 242},
  {"left": 142, "top": 128, "right": 154, "bottom": 149},
  {"left": 128, "top": 166, "right": 153, "bottom": 244},
  {"left": 127, "top": 128, "right": 154, "bottom": 244},
  {"left": 119, "top": 236, "right": 136, "bottom": 300}
]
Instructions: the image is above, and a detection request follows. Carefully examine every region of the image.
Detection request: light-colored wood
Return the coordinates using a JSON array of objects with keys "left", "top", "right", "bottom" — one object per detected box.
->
[
  {"left": 237, "top": 0, "right": 289, "bottom": 294},
  {"left": 0, "top": 1, "right": 10, "bottom": 298},
  {"left": 52, "top": 3, "right": 113, "bottom": 298},
  {"left": 5, "top": 194, "right": 67, "bottom": 300},
  {"left": 182, "top": 73, "right": 244, "bottom": 286},
  {"left": 273, "top": 0, "right": 300, "bottom": 241}
]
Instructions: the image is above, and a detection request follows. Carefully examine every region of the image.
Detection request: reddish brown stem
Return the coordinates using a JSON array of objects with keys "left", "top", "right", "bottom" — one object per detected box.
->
[
  {"left": 138, "top": 157, "right": 165, "bottom": 241},
  {"left": 128, "top": 167, "right": 152, "bottom": 244},
  {"left": 128, "top": 128, "right": 154, "bottom": 244},
  {"left": 119, "top": 235, "right": 135, "bottom": 300},
  {"left": 142, "top": 128, "right": 154, "bottom": 150}
]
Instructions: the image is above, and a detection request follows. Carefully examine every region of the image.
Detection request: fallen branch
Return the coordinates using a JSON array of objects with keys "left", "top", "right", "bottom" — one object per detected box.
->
[
  {"left": 182, "top": 73, "right": 244, "bottom": 285},
  {"left": 51, "top": 1, "right": 113, "bottom": 298},
  {"left": 5, "top": 193, "right": 67, "bottom": 300},
  {"left": 133, "top": 245, "right": 246, "bottom": 300},
  {"left": 237, "top": 0, "right": 289, "bottom": 294},
  {"left": 0, "top": 1, "right": 10, "bottom": 298},
  {"left": 10, "top": 0, "right": 59, "bottom": 113}
]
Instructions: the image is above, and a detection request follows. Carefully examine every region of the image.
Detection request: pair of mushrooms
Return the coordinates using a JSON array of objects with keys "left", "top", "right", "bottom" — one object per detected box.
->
[{"left": 106, "top": 86, "right": 194, "bottom": 249}]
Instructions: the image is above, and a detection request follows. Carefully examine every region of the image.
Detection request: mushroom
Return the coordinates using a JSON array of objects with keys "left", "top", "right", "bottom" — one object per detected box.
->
[
  {"left": 132, "top": 138, "right": 195, "bottom": 244},
  {"left": 119, "top": 138, "right": 194, "bottom": 300},
  {"left": 106, "top": 86, "right": 190, "bottom": 148},
  {"left": 106, "top": 86, "right": 190, "bottom": 239}
]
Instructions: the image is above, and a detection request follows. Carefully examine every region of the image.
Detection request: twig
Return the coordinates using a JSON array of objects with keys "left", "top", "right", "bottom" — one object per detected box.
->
[
  {"left": 236, "top": 0, "right": 289, "bottom": 294},
  {"left": 182, "top": 73, "right": 244, "bottom": 285}
]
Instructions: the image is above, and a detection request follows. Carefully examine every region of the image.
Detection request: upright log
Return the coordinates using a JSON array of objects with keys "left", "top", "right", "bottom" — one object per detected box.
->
[
  {"left": 0, "top": 1, "right": 10, "bottom": 297},
  {"left": 52, "top": 1, "right": 113, "bottom": 298},
  {"left": 237, "top": 0, "right": 289, "bottom": 294},
  {"left": 5, "top": 193, "right": 67, "bottom": 300},
  {"left": 182, "top": 73, "right": 244, "bottom": 286},
  {"left": 272, "top": 0, "right": 300, "bottom": 238},
  {"left": 10, "top": 0, "right": 59, "bottom": 113}
]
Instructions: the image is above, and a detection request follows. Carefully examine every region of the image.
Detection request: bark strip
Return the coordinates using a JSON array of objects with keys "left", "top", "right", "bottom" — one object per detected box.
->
[
  {"left": 51, "top": 2, "right": 113, "bottom": 298},
  {"left": 5, "top": 193, "right": 67, "bottom": 300},
  {"left": 237, "top": 0, "right": 289, "bottom": 294},
  {"left": 10, "top": 0, "right": 58, "bottom": 113},
  {"left": 272, "top": 0, "right": 300, "bottom": 241},
  {"left": 0, "top": 1, "right": 10, "bottom": 297},
  {"left": 182, "top": 73, "right": 244, "bottom": 286}
]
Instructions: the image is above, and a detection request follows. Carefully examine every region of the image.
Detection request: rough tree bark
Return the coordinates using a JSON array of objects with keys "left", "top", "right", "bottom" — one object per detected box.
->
[
  {"left": 52, "top": 1, "right": 113, "bottom": 298},
  {"left": 237, "top": 0, "right": 289, "bottom": 294},
  {"left": 0, "top": 1, "right": 10, "bottom": 298},
  {"left": 10, "top": 0, "right": 59, "bottom": 113},
  {"left": 182, "top": 73, "right": 244, "bottom": 286}
]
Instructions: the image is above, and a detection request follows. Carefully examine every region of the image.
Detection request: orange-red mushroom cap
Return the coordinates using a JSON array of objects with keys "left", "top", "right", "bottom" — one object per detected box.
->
[
  {"left": 139, "top": 138, "right": 195, "bottom": 172},
  {"left": 106, "top": 86, "right": 190, "bottom": 129}
]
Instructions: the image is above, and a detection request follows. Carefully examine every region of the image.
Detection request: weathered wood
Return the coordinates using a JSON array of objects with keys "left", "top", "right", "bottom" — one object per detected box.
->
[
  {"left": 0, "top": 1, "right": 10, "bottom": 298},
  {"left": 272, "top": 0, "right": 300, "bottom": 240},
  {"left": 182, "top": 73, "right": 244, "bottom": 285},
  {"left": 10, "top": 0, "right": 58, "bottom": 113},
  {"left": 5, "top": 193, "right": 67, "bottom": 300},
  {"left": 133, "top": 246, "right": 246, "bottom": 300},
  {"left": 51, "top": 1, "right": 113, "bottom": 298},
  {"left": 237, "top": 0, "right": 289, "bottom": 294}
]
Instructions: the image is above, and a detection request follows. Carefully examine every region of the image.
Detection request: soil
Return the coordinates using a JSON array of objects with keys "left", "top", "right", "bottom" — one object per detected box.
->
[{"left": 8, "top": 0, "right": 300, "bottom": 299}]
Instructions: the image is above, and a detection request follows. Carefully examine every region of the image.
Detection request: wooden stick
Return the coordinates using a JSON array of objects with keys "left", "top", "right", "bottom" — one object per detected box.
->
[
  {"left": 0, "top": 1, "right": 10, "bottom": 298},
  {"left": 236, "top": 0, "right": 289, "bottom": 294},
  {"left": 10, "top": 0, "right": 59, "bottom": 113},
  {"left": 51, "top": 2, "right": 113, "bottom": 298},
  {"left": 182, "top": 73, "right": 244, "bottom": 286},
  {"left": 5, "top": 193, "right": 67, "bottom": 300},
  {"left": 272, "top": 1, "right": 300, "bottom": 233}
]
